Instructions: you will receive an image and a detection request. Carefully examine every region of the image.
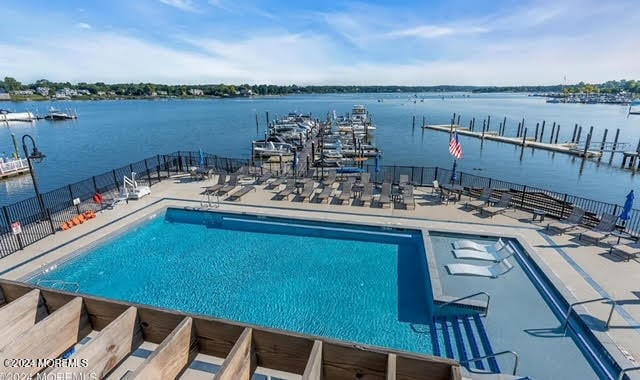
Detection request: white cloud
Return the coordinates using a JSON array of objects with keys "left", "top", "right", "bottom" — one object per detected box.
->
[
  {"left": 158, "top": 0, "right": 196, "bottom": 12},
  {"left": 385, "top": 25, "right": 488, "bottom": 39},
  {"left": 75, "top": 22, "right": 91, "bottom": 30}
]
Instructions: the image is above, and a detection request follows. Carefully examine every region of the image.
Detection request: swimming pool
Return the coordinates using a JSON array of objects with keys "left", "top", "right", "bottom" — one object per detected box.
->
[
  {"left": 30, "top": 208, "right": 436, "bottom": 354},
  {"left": 28, "top": 208, "right": 621, "bottom": 379}
]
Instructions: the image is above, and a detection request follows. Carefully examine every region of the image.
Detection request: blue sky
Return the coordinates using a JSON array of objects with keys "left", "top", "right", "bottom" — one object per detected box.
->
[{"left": 0, "top": 0, "right": 638, "bottom": 85}]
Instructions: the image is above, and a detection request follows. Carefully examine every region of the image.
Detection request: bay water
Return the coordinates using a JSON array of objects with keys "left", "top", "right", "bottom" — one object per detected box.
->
[{"left": 1, "top": 93, "right": 638, "bottom": 206}]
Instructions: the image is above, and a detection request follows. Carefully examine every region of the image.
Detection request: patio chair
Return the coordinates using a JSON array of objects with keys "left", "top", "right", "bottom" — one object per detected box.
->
[
  {"left": 465, "top": 188, "right": 493, "bottom": 210},
  {"left": 276, "top": 179, "right": 296, "bottom": 200},
  {"left": 225, "top": 185, "right": 255, "bottom": 201},
  {"left": 399, "top": 174, "right": 410, "bottom": 188},
  {"left": 609, "top": 241, "right": 640, "bottom": 261},
  {"left": 337, "top": 180, "right": 353, "bottom": 204},
  {"left": 546, "top": 207, "right": 585, "bottom": 233},
  {"left": 579, "top": 213, "right": 618, "bottom": 244},
  {"left": 298, "top": 180, "right": 316, "bottom": 202},
  {"left": 431, "top": 180, "right": 440, "bottom": 194},
  {"left": 218, "top": 174, "right": 238, "bottom": 195},
  {"left": 321, "top": 171, "right": 337, "bottom": 187},
  {"left": 358, "top": 172, "right": 371, "bottom": 186},
  {"left": 481, "top": 193, "right": 514, "bottom": 217},
  {"left": 378, "top": 182, "right": 392, "bottom": 208},
  {"left": 255, "top": 171, "right": 273, "bottom": 185},
  {"left": 204, "top": 174, "right": 227, "bottom": 194},
  {"left": 402, "top": 185, "right": 415, "bottom": 210},
  {"left": 445, "top": 259, "right": 514, "bottom": 278},
  {"left": 359, "top": 183, "right": 373, "bottom": 206},
  {"left": 316, "top": 185, "right": 333, "bottom": 204}
]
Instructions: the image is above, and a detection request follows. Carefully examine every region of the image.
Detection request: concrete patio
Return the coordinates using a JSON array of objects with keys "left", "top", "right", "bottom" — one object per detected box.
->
[{"left": 1, "top": 172, "right": 639, "bottom": 379}]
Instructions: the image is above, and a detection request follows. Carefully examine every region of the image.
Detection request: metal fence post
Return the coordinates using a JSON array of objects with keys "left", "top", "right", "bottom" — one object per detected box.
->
[
  {"left": 156, "top": 155, "right": 162, "bottom": 182},
  {"left": 560, "top": 194, "right": 568, "bottom": 218},
  {"left": 434, "top": 167, "right": 438, "bottom": 182},
  {"left": 113, "top": 170, "right": 120, "bottom": 192},
  {"left": 92, "top": 176, "right": 98, "bottom": 193},
  {"left": 488, "top": 178, "right": 493, "bottom": 188},
  {"left": 144, "top": 159, "right": 152, "bottom": 186},
  {"left": 47, "top": 208, "right": 55, "bottom": 235},
  {"left": 520, "top": 185, "right": 527, "bottom": 208}
]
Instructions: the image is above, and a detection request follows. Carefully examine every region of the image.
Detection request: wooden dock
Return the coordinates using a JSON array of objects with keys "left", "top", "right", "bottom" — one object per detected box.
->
[{"left": 424, "top": 124, "right": 604, "bottom": 158}]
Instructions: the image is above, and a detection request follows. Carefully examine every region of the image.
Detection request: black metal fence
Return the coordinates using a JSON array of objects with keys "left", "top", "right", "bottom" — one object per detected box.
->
[
  {"left": 0, "top": 151, "right": 250, "bottom": 258},
  {"left": 0, "top": 151, "right": 637, "bottom": 258}
]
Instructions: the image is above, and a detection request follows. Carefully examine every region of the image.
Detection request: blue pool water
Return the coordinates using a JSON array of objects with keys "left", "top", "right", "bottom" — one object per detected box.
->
[{"left": 31, "top": 208, "right": 435, "bottom": 353}]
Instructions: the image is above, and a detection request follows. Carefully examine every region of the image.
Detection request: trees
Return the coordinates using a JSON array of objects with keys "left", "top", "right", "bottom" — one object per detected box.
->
[{"left": 3, "top": 77, "right": 23, "bottom": 91}]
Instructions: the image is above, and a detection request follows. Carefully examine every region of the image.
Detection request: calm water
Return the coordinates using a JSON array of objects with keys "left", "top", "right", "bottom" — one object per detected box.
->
[
  {"left": 30, "top": 208, "right": 434, "bottom": 353},
  {"left": 1, "top": 93, "right": 638, "bottom": 206}
]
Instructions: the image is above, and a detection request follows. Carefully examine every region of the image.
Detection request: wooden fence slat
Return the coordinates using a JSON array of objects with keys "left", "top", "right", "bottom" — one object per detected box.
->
[
  {"left": 46, "top": 306, "right": 142, "bottom": 378},
  {"left": 0, "top": 289, "right": 41, "bottom": 344},
  {"left": 0, "top": 297, "right": 88, "bottom": 376},
  {"left": 386, "top": 353, "right": 397, "bottom": 380},
  {"left": 214, "top": 327, "right": 256, "bottom": 380},
  {"left": 123, "top": 316, "right": 195, "bottom": 380},
  {"left": 302, "top": 340, "right": 323, "bottom": 380}
]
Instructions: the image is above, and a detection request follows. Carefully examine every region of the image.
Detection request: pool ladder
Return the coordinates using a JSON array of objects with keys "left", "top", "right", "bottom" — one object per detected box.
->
[
  {"left": 201, "top": 191, "right": 220, "bottom": 209},
  {"left": 461, "top": 350, "right": 519, "bottom": 376},
  {"left": 437, "top": 291, "right": 491, "bottom": 317},
  {"left": 562, "top": 296, "right": 616, "bottom": 333},
  {"left": 35, "top": 279, "right": 80, "bottom": 293}
]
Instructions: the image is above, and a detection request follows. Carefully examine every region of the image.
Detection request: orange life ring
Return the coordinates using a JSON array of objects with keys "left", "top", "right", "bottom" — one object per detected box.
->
[{"left": 93, "top": 193, "right": 104, "bottom": 204}]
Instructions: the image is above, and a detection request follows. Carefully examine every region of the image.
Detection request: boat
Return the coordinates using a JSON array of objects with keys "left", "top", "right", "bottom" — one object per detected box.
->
[
  {"left": 252, "top": 141, "right": 293, "bottom": 157},
  {"left": 0, "top": 110, "right": 37, "bottom": 122},
  {"left": 629, "top": 99, "right": 640, "bottom": 116},
  {"left": 44, "top": 107, "right": 77, "bottom": 120}
]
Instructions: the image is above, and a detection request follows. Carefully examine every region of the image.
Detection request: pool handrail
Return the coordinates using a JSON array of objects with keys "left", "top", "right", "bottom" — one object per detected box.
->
[
  {"left": 461, "top": 350, "right": 519, "bottom": 376},
  {"left": 618, "top": 366, "right": 640, "bottom": 380},
  {"left": 437, "top": 291, "right": 491, "bottom": 317},
  {"left": 562, "top": 297, "right": 616, "bottom": 333}
]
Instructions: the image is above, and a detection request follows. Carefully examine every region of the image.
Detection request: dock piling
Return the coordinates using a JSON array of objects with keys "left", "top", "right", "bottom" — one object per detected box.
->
[
  {"left": 451, "top": 113, "right": 456, "bottom": 128},
  {"left": 599, "top": 129, "right": 608, "bottom": 161},
  {"left": 571, "top": 124, "right": 578, "bottom": 143},
  {"left": 482, "top": 120, "right": 486, "bottom": 138},
  {"left": 522, "top": 128, "right": 528, "bottom": 146},
  {"left": 412, "top": 115, "right": 416, "bottom": 129},
  {"left": 472, "top": 117, "right": 476, "bottom": 131},
  {"left": 457, "top": 114, "right": 461, "bottom": 125},
  {"left": 255, "top": 113, "right": 259, "bottom": 134},
  {"left": 423, "top": 115, "right": 426, "bottom": 127},
  {"left": 554, "top": 125, "right": 560, "bottom": 144},
  {"left": 610, "top": 129, "right": 620, "bottom": 164},
  {"left": 549, "top": 122, "right": 556, "bottom": 144},
  {"left": 534, "top": 123, "right": 539, "bottom": 141},
  {"left": 266, "top": 111, "right": 269, "bottom": 126},
  {"left": 503, "top": 116, "right": 507, "bottom": 134},
  {"left": 517, "top": 122, "right": 521, "bottom": 137},
  {"left": 582, "top": 133, "right": 592, "bottom": 157},
  {"left": 540, "top": 123, "right": 545, "bottom": 142},
  {"left": 487, "top": 115, "right": 491, "bottom": 131},
  {"left": 576, "top": 126, "right": 582, "bottom": 144}
]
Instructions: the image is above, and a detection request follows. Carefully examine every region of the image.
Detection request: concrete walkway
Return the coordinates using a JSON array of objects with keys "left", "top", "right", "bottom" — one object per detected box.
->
[{"left": 1, "top": 173, "right": 639, "bottom": 378}]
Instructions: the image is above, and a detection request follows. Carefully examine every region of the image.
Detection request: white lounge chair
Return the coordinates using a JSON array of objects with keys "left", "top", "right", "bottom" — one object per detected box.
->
[
  {"left": 453, "top": 246, "right": 515, "bottom": 262},
  {"left": 445, "top": 259, "right": 514, "bottom": 278},
  {"left": 453, "top": 238, "right": 508, "bottom": 252}
]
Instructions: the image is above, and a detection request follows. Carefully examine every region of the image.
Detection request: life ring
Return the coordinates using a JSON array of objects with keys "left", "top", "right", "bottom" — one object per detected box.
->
[{"left": 93, "top": 193, "right": 104, "bottom": 204}]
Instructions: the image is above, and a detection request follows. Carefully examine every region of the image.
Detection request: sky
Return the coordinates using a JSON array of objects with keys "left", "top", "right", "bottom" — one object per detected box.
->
[{"left": 0, "top": 0, "right": 638, "bottom": 86}]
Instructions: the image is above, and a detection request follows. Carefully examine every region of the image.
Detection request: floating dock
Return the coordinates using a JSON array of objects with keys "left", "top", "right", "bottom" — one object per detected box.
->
[
  {"left": 0, "top": 158, "right": 30, "bottom": 179},
  {"left": 424, "top": 124, "right": 603, "bottom": 158}
]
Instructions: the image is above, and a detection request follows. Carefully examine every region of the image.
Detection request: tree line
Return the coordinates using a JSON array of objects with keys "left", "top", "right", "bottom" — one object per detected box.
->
[{"left": 1, "top": 77, "right": 638, "bottom": 97}]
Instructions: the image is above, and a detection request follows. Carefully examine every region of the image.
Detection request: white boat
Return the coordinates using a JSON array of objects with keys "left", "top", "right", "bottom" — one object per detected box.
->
[
  {"left": 44, "top": 107, "right": 77, "bottom": 120},
  {"left": 322, "top": 150, "right": 343, "bottom": 159},
  {"left": 252, "top": 141, "right": 293, "bottom": 157},
  {"left": 0, "top": 110, "right": 36, "bottom": 122}
]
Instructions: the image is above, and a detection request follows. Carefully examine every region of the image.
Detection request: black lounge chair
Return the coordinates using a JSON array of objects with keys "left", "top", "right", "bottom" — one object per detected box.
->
[
  {"left": 465, "top": 188, "right": 493, "bottom": 210},
  {"left": 359, "top": 183, "right": 373, "bottom": 206},
  {"left": 204, "top": 174, "right": 227, "bottom": 194},
  {"left": 225, "top": 185, "right": 255, "bottom": 201},
  {"left": 218, "top": 174, "right": 238, "bottom": 195},
  {"left": 481, "top": 193, "right": 513, "bottom": 216},
  {"left": 298, "top": 180, "right": 316, "bottom": 202},
  {"left": 546, "top": 207, "right": 585, "bottom": 233},
  {"left": 276, "top": 179, "right": 296, "bottom": 200},
  {"left": 378, "top": 182, "right": 392, "bottom": 208}
]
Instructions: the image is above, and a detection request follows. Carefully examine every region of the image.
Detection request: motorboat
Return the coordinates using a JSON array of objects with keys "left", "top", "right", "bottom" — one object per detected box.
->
[
  {"left": 252, "top": 141, "right": 293, "bottom": 157},
  {"left": 44, "top": 107, "right": 77, "bottom": 120}
]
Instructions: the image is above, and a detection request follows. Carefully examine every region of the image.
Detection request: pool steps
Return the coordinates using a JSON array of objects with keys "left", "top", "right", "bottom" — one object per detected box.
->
[{"left": 432, "top": 314, "right": 501, "bottom": 373}]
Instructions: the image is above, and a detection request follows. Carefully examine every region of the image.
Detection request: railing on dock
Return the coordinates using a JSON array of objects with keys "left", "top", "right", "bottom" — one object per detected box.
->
[
  {"left": 0, "top": 158, "right": 29, "bottom": 175},
  {"left": 1, "top": 151, "right": 639, "bottom": 259}
]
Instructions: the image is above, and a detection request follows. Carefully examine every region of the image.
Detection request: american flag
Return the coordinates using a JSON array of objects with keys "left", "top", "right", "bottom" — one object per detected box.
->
[{"left": 449, "top": 131, "right": 463, "bottom": 159}]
